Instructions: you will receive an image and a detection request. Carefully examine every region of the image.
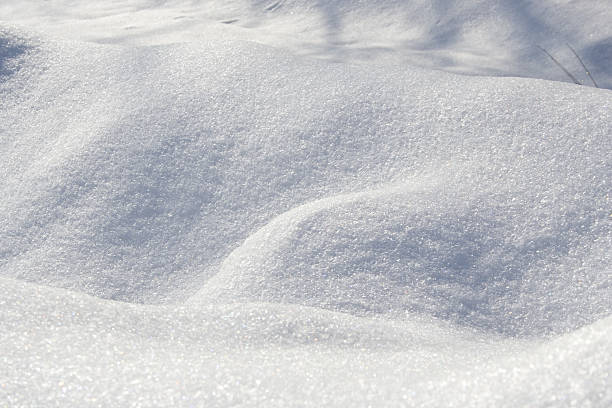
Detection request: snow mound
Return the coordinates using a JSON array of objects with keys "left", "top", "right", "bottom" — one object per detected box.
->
[
  {"left": 2, "top": 28, "right": 610, "bottom": 308},
  {"left": 196, "top": 180, "right": 610, "bottom": 336}
]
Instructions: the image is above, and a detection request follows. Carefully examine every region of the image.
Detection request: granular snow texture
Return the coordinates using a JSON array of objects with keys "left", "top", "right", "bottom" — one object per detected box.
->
[{"left": 0, "top": 1, "right": 611, "bottom": 407}]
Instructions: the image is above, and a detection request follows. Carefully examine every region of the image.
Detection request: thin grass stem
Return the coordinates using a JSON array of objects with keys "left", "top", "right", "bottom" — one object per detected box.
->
[
  {"left": 537, "top": 45, "right": 581, "bottom": 85},
  {"left": 566, "top": 43, "right": 599, "bottom": 88}
]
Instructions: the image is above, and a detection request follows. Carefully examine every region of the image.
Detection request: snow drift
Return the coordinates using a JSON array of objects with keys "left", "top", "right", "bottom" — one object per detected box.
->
[{"left": 0, "top": 0, "right": 611, "bottom": 406}]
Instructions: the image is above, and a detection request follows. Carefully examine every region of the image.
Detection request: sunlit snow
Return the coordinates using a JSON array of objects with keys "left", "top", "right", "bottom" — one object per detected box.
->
[{"left": 1, "top": 1, "right": 611, "bottom": 406}]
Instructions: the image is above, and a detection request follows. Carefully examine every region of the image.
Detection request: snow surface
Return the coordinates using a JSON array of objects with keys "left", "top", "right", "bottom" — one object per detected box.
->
[{"left": 1, "top": 0, "right": 611, "bottom": 406}]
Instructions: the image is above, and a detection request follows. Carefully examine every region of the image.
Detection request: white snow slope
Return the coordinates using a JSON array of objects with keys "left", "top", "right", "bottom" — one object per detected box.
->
[{"left": 1, "top": 1, "right": 611, "bottom": 406}]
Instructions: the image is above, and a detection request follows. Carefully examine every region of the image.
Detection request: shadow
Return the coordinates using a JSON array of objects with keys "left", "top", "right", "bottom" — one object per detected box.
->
[
  {"left": 244, "top": 0, "right": 348, "bottom": 60},
  {"left": 583, "top": 37, "right": 612, "bottom": 89},
  {"left": 0, "top": 32, "right": 32, "bottom": 81}
]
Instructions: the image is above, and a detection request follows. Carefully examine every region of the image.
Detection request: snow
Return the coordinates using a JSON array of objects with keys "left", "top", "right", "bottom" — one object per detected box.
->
[{"left": 1, "top": 0, "right": 611, "bottom": 406}]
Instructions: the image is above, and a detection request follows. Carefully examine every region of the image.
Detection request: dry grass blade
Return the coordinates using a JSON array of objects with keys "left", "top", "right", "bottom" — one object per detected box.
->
[
  {"left": 537, "top": 45, "right": 581, "bottom": 85},
  {"left": 566, "top": 43, "right": 599, "bottom": 88}
]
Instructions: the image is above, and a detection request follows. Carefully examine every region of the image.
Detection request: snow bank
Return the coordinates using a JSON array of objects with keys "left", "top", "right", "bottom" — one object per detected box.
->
[{"left": 0, "top": 0, "right": 610, "bottom": 406}]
